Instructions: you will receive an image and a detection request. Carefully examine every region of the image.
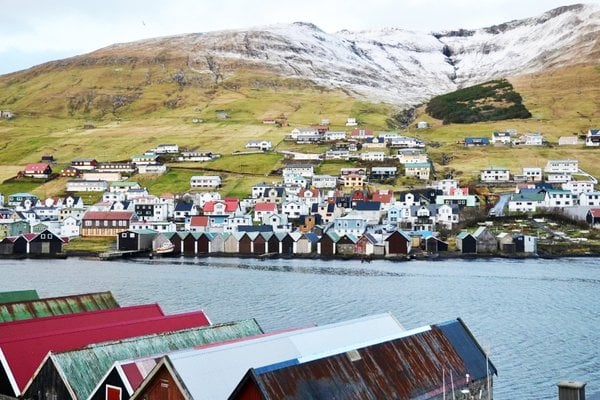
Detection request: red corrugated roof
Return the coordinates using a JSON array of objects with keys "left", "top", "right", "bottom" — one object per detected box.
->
[
  {"left": 254, "top": 202, "right": 277, "bottom": 212},
  {"left": 24, "top": 163, "right": 50, "bottom": 172},
  {"left": 203, "top": 199, "right": 239, "bottom": 213},
  {"left": 0, "top": 309, "right": 210, "bottom": 395},
  {"left": 21, "top": 233, "right": 37, "bottom": 241},
  {"left": 590, "top": 208, "right": 600, "bottom": 218},
  {"left": 189, "top": 216, "right": 209, "bottom": 227},
  {"left": 83, "top": 211, "right": 135, "bottom": 220},
  {"left": 121, "top": 358, "right": 160, "bottom": 392},
  {"left": 0, "top": 304, "right": 163, "bottom": 341}
]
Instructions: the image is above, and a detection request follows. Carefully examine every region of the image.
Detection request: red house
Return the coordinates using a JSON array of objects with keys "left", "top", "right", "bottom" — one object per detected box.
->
[
  {"left": 23, "top": 163, "right": 52, "bottom": 178},
  {"left": 81, "top": 211, "right": 137, "bottom": 237}
]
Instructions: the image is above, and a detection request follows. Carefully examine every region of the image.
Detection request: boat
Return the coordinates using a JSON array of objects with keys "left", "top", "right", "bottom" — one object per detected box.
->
[{"left": 152, "top": 237, "right": 175, "bottom": 255}]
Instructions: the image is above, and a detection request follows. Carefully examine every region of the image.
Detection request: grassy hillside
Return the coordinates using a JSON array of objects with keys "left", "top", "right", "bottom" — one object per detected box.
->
[
  {"left": 415, "top": 64, "right": 600, "bottom": 182},
  {"left": 1, "top": 62, "right": 599, "bottom": 199}
]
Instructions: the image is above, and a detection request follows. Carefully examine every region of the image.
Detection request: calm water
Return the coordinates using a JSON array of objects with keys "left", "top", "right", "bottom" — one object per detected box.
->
[{"left": 1, "top": 256, "right": 599, "bottom": 399}]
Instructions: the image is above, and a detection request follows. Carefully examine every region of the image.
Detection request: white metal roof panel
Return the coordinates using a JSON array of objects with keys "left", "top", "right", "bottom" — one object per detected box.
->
[{"left": 169, "top": 313, "right": 406, "bottom": 400}]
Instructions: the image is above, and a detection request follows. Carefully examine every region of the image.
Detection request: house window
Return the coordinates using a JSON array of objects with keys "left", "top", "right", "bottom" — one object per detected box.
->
[
  {"left": 106, "top": 385, "right": 122, "bottom": 400},
  {"left": 130, "top": 233, "right": 135, "bottom": 238},
  {"left": 47, "top": 234, "right": 52, "bottom": 239},
  {"left": 121, "top": 233, "right": 127, "bottom": 238},
  {"left": 40, "top": 234, "right": 46, "bottom": 239}
]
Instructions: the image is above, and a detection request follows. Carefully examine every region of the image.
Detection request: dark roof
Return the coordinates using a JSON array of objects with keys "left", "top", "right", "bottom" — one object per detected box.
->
[
  {"left": 174, "top": 202, "right": 194, "bottom": 212},
  {"left": 237, "top": 225, "right": 274, "bottom": 232},
  {"left": 354, "top": 201, "right": 381, "bottom": 211},
  {"left": 230, "top": 319, "right": 495, "bottom": 400}
]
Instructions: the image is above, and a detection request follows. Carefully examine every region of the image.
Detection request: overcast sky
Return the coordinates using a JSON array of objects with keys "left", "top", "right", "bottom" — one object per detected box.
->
[{"left": 1, "top": 0, "right": 597, "bottom": 75}]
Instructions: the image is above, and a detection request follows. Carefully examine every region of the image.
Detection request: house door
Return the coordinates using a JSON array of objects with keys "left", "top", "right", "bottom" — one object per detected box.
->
[{"left": 42, "top": 242, "right": 50, "bottom": 254}]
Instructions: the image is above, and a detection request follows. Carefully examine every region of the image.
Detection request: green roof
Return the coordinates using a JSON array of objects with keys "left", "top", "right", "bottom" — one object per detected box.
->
[
  {"left": 0, "top": 291, "right": 119, "bottom": 323},
  {"left": 51, "top": 319, "right": 263, "bottom": 400},
  {"left": 0, "top": 290, "right": 39, "bottom": 304}
]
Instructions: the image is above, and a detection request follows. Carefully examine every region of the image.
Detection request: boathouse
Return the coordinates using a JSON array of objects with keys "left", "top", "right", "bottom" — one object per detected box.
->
[
  {"left": 129, "top": 314, "right": 406, "bottom": 400},
  {"left": 25, "top": 320, "right": 263, "bottom": 400},
  {"left": 228, "top": 319, "right": 497, "bottom": 400},
  {"left": 456, "top": 231, "right": 477, "bottom": 253},
  {"left": 473, "top": 226, "right": 498, "bottom": 253},
  {"left": 384, "top": 230, "right": 411, "bottom": 256},
  {"left": 117, "top": 229, "right": 155, "bottom": 252}
]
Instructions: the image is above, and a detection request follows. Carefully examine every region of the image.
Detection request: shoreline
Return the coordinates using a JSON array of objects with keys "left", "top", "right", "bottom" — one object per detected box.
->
[{"left": 1, "top": 249, "right": 596, "bottom": 262}]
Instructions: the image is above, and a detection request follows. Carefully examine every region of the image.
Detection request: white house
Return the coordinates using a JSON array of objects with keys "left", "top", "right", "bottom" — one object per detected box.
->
[
  {"left": 416, "top": 121, "right": 429, "bottom": 129},
  {"left": 137, "top": 163, "right": 167, "bottom": 174},
  {"left": 60, "top": 216, "right": 80, "bottom": 237},
  {"left": 131, "top": 153, "right": 159, "bottom": 165},
  {"left": 177, "top": 152, "right": 216, "bottom": 162},
  {"left": 514, "top": 133, "right": 543, "bottom": 146},
  {"left": 586, "top": 129, "right": 600, "bottom": 146},
  {"left": 67, "top": 179, "right": 108, "bottom": 192},
  {"left": 562, "top": 180, "right": 595, "bottom": 195},
  {"left": 325, "top": 149, "right": 351, "bottom": 160},
  {"left": 153, "top": 144, "right": 179, "bottom": 154},
  {"left": 190, "top": 175, "right": 222, "bottom": 189},
  {"left": 345, "top": 118, "right": 358, "bottom": 127},
  {"left": 323, "top": 131, "right": 346, "bottom": 141},
  {"left": 281, "top": 200, "right": 309, "bottom": 219},
  {"left": 397, "top": 149, "right": 428, "bottom": 164},
  {"left": 544, "top": 189, "right": 575, "bottom": 208},
  {"left": 246, "top": 140, "right": 272, "bottom": 151},
  {"left": 579, "top": 192, "right": 600, "bottom": 207},
  {"left": 82, "top": 171, "right": 122, "bottom": 182},
  {"left": 545, "top": 160, "right": 578, "bottom": 174},
  {"left": 311, "top": 175, "right": 337, "bottom": 189},
  {"left": 405, "top": 163, "right": 431, "bottom": 180},
  {"left": 558, "top": 136, "right": 582, "bottom": 146},
  {"left": 508, "top": 191, "right": 546, "bottom": 213},
  {"left": 491, "top": 131, "right": 512, "bottom": 145},
  {"left": 333, "top": 214, "right": 367, "bottom": 236},
  {"left": 546, "top": 173, "right": 572, "bottom": 183},
  {"left": 370, "top": 167, "right": 397, "bottom": 180},
  {"left": 254, "top": 202, "right": 278, "bottom": 221},
  {"left": 480, "top": 167, "right": 510, "bottom": 182},
  {"left": 522, "top": 167, "right": 543, "bottom": 182},
  {"left": 283, "top": 164, "right": 314, "bottom": 178},
  {"left": 359, "top": 152, "right": 386, "bottom": 162},
  {"left": 388, "top": 136, "right": 425, "bottom": 148}
]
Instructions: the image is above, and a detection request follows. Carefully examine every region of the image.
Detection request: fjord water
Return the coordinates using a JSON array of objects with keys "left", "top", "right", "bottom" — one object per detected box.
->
[{"left": 1, "top": 257, "right": 599, "bottom": 399}]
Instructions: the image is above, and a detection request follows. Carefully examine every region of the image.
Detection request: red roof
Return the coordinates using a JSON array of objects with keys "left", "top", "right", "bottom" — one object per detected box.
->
[
  {"left": 21, "top": 233, "right": 37, "bottom": 241},
  {"left": 83, "top": 211, "right": 135, "bottom": 221},
  {"left": 372, "top": 191, "right": 394, "bottom": 203},
  {"left": 24, "top": 163, "right": 50, "bottom": 172},
  {"left": 299, "top": 189, "right": 319, "bottom": 198},
  {"left": 0, "top": 309, "right": 210, "bottom": 395},
  {"left": 590, "top": 208, "right": 600, "bottom": 218},
  {"left": 0, "top": 304, "right": 163, "bottom": 341},
  {"left": 189, "top": 216, "right": 209, "bottom": 227},
  {"left": 254, "top": 202, "right": 277, "bottom": 212},
  {"left": 203, "top": 199, "right": 239, "bottom": 213}
]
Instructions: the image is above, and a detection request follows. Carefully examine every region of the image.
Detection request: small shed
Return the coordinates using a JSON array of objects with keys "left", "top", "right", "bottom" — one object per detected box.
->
[
  {"left": 514, "top": 234, "right": 537, "bottom": 253},
  {"left": 456, "top": 231, "right": 477, "bottom": 254},
  {"left": 384, "top": 231, "right": 411, "bottom": 256},
  {"left": 336, "top": 234, "right": 357, "bottom": 256},
  {"left": 422, "top": 235, "right": 449, "bottom": 253},
  {"left": 473, "top": 226, "right": 497, "bottom": 253},
  {"left": 117, "top": 230, "right": 155, "bottom": 252},
  {"left": 0, "top": 237, "right": 15, "bottom": 255},
  {"left": 28, "top": 230, "right": 64, "bottom": 255},
  {"left": 497, "top": 232, "right": 515, "bottom": 254},
  {"left": 318, "top": 232, "right": 338, "bottom": 256},
  {"left": 277, "top": 233, "right": 295, "bottom": 254}
]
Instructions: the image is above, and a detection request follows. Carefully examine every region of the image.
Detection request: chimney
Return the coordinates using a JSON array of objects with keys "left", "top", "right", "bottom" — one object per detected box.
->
[{"left": 558, "top": 381, "right": 586, "bottom": 400}]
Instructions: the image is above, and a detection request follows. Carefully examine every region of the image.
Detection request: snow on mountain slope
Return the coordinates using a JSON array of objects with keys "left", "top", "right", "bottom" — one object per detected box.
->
[{"left": 39, "top": 3, "right": 600, "bottom": 106}]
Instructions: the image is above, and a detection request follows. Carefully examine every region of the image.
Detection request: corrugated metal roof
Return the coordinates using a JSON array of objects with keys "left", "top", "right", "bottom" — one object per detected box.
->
[
  {"left": 52, "top": 319, "right": 262, "bottom": 400},
  {"left": 0, "top": 291, "right": 119, "bottom": 323},
  {"left": 3, "top": 309, "right": 210, "bottom": 396},
  {"left": 0, "top": 290, "right": 39, "bottom": 304},
  {"left": 145, "top": 313, "right": 406, "bottom": 400},
  {"left": 82, "top": 211, "right": 135, "bottom": 220},
  {"left": 0, "top": 304, "right": 163, "bottom": 342},
  {"left": 231, "top": 319, "right": 494, "bottom": 400}
]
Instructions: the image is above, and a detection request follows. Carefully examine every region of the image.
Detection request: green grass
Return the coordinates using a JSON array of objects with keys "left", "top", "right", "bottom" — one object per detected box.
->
[
  {"left": 65, "top": 236, "right": 115, "bottom": 252},
  {"left": 317, "top": 160, "right": 357, "bottom": 175},
  {"left": 206, "top": 153, "right": 284, "bottom": 174}
]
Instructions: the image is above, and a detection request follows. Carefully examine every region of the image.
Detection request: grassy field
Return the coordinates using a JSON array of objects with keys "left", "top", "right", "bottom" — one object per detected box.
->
[{"left": 0, "top": 64, "right": 599, "bottom": 199}]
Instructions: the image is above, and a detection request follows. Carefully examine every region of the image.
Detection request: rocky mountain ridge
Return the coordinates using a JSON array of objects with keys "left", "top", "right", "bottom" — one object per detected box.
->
[{"left": 6, "top": 3, "right": 600, "bottom": 106}]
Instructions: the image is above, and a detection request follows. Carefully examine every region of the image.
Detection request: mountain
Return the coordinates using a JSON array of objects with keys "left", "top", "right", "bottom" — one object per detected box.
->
[{"left": 1, "top": 4, "right": 599, "bottom": 112}]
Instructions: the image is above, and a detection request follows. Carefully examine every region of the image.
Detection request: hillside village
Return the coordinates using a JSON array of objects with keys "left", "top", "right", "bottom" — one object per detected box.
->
[{"left": 1, "top": 115, "right": 599, "bottom": 259}]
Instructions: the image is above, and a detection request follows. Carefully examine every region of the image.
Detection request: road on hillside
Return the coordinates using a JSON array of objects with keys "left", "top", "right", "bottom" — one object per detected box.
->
[{"left": 489, "top": 194, "right": 510, "bottom": 216}]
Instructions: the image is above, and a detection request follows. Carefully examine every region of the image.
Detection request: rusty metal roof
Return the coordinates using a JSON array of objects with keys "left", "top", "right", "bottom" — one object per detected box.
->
[
  {"left": 0, "top": 290, "right": 39, "bottom": 304},
  {"left": 0, "top": 291, "right": 119, "bottom": 323},
  {"left": 229, "top": 319, "right": 495, "bottom": 400}
]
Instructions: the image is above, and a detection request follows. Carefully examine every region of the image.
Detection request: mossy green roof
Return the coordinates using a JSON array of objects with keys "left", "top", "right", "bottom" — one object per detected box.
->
[
  {"left": 0, "top": 291, "right": 119, "bottom": 322},
  {"left": 0, "top": 290, "right": 39, "bottom": 304},
  {"left": 50, "top": 319, "right": 263, "bottom": 400}
]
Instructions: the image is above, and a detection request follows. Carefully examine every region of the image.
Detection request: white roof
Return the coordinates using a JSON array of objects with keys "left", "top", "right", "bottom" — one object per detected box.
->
[{"left": 162, "top": 313, "right": 409, "bottom": 400}]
